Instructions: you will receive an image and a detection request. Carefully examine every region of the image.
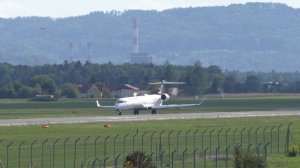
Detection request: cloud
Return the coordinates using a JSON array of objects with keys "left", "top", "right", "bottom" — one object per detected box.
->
[{"left": 0, "top": 1, "right": 30, "bottom": 18}]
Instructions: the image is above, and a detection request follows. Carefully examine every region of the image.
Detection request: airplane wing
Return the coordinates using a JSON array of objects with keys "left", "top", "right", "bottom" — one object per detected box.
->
[
  {"left": 153, "top": 97, "right": 206, "bottom": 109},
  {"left": 96, "top": 100, "right": 115, "bottom": 108}
]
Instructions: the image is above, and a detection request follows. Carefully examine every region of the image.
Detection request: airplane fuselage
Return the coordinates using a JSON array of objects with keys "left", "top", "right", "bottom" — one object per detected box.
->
[{"left": 115, "top": 94, "right": 165, "bottom": 111}]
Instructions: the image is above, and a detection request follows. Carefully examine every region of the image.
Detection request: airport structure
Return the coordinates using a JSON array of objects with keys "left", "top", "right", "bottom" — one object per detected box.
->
[{"left": 130, "top": 19, "right": 152, "bottom": 64}]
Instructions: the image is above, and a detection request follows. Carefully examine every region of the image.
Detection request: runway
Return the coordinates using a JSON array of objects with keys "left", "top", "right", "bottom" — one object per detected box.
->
[{"left": 0, "top": 110, "right": 299, "bottom": 126}]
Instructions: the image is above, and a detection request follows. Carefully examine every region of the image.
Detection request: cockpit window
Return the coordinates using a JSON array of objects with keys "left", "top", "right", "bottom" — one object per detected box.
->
[{"left": 117, "top": 100, "right": 126, "bottom": 103}]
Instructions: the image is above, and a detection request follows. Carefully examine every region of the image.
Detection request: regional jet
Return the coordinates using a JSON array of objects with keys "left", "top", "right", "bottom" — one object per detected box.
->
[{"left": 96, "top": 80, "right": 205, "bottom": 115}]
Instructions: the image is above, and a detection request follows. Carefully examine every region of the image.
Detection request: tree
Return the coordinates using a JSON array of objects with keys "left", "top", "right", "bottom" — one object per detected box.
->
[
  {"left": 31, "top": 75, "right": 57, "bottom": 94},
  {"left": 60, "top": 84, "right": 80, "bottom": 98},
  {"left": 223, "top": 76, "right": 236, "bottom": 93},
  {"left": 123, "top": 151, "right": 155, "bottom": 168},
  {"left": 245, "top": 75, "right": 261, "bottom": 92}
]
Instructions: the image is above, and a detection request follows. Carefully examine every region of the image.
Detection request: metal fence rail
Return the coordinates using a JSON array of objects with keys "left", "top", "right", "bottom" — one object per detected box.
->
[{"left": 0, "top": 123, "right": 292, "bottom": 168}]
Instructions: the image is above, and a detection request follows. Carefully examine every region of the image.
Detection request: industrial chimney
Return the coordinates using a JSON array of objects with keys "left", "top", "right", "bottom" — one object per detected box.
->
[{"left": 133, "top": 19, "right": 139, "bottom": 54}]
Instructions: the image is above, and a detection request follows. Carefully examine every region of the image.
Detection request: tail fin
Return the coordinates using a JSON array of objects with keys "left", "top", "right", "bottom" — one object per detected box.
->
[{"left": 149, "top": 80, "right": 185, "bottom": 94}]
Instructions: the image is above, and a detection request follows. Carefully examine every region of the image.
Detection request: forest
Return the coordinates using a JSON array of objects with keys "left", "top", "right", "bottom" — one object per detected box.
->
[{"left": 1, "top": 61, "right": 300, "bottom": 98}]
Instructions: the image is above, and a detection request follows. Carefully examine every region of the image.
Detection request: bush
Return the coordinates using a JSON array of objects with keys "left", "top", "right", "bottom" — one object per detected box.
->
[
  {"left": 287, "top": 144, "right": 299, "bottom": 157},
  {"left": 234, "top": 147, "right": 266, "bottom": 168},
  {"left": 123, "top": 151, "right": 156, "bottom": 168}
]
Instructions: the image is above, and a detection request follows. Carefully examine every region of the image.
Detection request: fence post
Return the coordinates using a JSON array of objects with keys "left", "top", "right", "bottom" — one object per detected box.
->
[
  {"left": 142, "top": 131, "right": 147, "bottom": 152},
  {"left": 264, "top": 142, "right": 271, "bottom": 168},
  {"left": 256, "top": 143, "right": 262, "bottom": 157},
  {"left": 171, "top": 149, "right": 176, "bottom": 168},
  {"left": 277, "top": 124, "right": 282, "bottom": 154},
  {"left": 114, "top": 154, "right": 121, "bottom": 168},
  {"left": 270, "top": 126, "right": 276, "bottom": 154},
  {"left": 150, "top": 131, "right": 156, "bottom": 154},
  {"left": 103, "top": 156, "right": 109, "bottom": 168},
  {"left": 240, "top": 127, "right": 246, "bottom": 150},
  {"left": 225, "top": 128, "right": 230, "bottom": 150},
  {"left": 263, "top": 126, "right": 269, "bottom": 145},
  {"left": 193, "top": 129, "right": 199, "bottom": 150},
  {"left": 193, "top": 148, "right": 198, "bottom": 168},
  {"left": 104, "top": 135, "right": 110, "bottom": 158},
  {"left": 63, "top": 137, "right": 70, "bottom": 168},
  {"left": 160, "top": 150, "right": 165, "bottom": 168},
  {"left": 176, "top": 130, "right": 182, "bottom": 156},
  {"left": 123, "top": 133, "right": 130, "bottom": 160},
  {"left": 74, "top": 137, "right": 80, "bottom": 168},
  {"left": 185, "top": 129, "right": 191, "bottom": 150},
  {"left": 255, "top": 127, "right": 261, "bottom": 147},
  {"left": 114, "top": 134, "right": 119, "bottom": 161},
  {"left": 6, "top": 141, "right": 13, "bottom": 168},
  {"left": 247, "top": 127, "right": 253, "bottom": 145},
  {"left": 203, "top": 147, "right": 209, "bottom": 168},
  {"left": 209, "top": 129, "right": 215, "bottom": 158},
  {"left": 225, "top": 145, "right": 230, "bottom": 168},
  {"left": 52, "top": 139, "right": 59, "bottom": 168},
  {"left": 84, "top": 136, "right": 90, "bottom": 163},
  {"left": 168, "top": 130, "right": 174, "bottom": 162},
  {"left": 201, "top": 129, "right": 208, "bottom": 157},
  {"left": 159, "top": 130, "right": 165, "bottom": 155},
  {"left": 30, "top": 140, "right": 37, "bottom": 168},
  {"left": 92, "top": 157, "right": 99, "bottom": 168},
  {"left": 41, "top": 139, "right": 48, "bottom": 168},
  {"left": 217, "top": 128, "right": 223, "bottom": 148},
  {"left": 133, "top": 132, "right": 138, "bottom": 152},
  {"left": 247, "top": 144, "right": 252, "bottom": 153},
  {"left": 94, "top": 136, "right": 101, "bottom": 158},
  {"left": 233, "top": 128, "right": 238, "bottom": 146},
  {"left": 215, "top": 146, "right": 220, "bottom": 168},
  {"left": 285, "top": 122, "right": 293, "bottom": 155},
  {"left": 18, "top": 140, "right": 25, "bottom": 168},
  {"left": 182, "top": 148, "right": 187, "bottom": 168}
]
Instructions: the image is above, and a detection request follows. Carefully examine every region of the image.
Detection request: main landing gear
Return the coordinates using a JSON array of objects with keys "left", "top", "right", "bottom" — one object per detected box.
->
[
  {"left": 133, "top": 109, "right": 140, "bottom": 115},
  {"left": 151, "top": 109, "right": 157, "bottom": 114}
]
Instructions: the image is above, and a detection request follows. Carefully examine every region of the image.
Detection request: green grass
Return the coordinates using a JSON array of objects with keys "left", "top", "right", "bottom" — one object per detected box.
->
[
  {"left": 0, "top": 116, "right": 299, "bottom": 167},
  {"left": 0, "top": 95, "right": 300, "bottom": 167}
]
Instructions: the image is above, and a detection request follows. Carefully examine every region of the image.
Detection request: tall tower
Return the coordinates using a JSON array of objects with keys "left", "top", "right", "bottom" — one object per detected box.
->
[
  {"left": 87, "top": 41, "right": 91, "bottom": 62},
  {"left": 69, "top": 42, "right": 73, "bottom": 63},
  {"left": 133, "top": 19, "right": 139, "bottom": 54}
]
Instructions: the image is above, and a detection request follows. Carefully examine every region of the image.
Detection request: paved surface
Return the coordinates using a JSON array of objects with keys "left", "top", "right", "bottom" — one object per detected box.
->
[{"left": 0, "top": 110, "right": 299, "bottom": 126}]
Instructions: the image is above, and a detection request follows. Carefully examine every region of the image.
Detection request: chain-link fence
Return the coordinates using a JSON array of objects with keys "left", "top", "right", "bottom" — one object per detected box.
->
[{"left": 0, "top": 123, "right": 293, "bottom": 168}]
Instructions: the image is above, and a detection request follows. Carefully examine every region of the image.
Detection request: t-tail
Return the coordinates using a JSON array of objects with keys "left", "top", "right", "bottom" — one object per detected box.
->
[{"left": 149, "top": 80, "right": 185, "bottom": 95}]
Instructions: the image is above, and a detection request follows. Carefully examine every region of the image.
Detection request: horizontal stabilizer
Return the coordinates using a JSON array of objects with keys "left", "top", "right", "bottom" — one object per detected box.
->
[
  {"left": 149, "top": 80, "right": 185, "bottom": 85},
  {"left": 96, "top": 100, "right": 115, "bottom": 108}
]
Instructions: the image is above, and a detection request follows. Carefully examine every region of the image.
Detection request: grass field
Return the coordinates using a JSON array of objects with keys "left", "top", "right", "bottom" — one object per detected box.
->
[
  {"left": 0, "top": 95, "right": 300, "bottom": 167},
  {"left": 0, "top": 94, "right": 300, "bottom": 118},
  {"left": 0, "top": 116, "right": 299, "bottom": 167}
]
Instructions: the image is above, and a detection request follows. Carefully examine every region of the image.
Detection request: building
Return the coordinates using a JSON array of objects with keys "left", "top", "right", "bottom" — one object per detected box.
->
[
  {"left": 77, "top": 84, "right": 103, "bottom": 98},
  {"left": 131, "top": 53, "right": 152, "bottom": 64},
  {"left": 108, "top": 84, "right": 140, "bottom": 98}
]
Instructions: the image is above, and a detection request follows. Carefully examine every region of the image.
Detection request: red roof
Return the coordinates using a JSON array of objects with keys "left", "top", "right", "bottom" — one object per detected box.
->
[{"left": 108, "top": 84, "right": 140, "bottom": 91}]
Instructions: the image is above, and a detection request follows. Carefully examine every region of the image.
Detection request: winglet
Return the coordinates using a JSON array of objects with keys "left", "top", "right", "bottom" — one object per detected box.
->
[
  {"left": 96, "top": 100, "right": 101, "bottom": 107},
  {"left": 197, "top": 97, "right": 206, "bottom": 106}
]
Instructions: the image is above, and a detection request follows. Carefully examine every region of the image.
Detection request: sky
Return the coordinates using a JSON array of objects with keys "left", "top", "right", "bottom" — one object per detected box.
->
[{"left": 0, "top": 0, "right": 299, "bottom": 18}]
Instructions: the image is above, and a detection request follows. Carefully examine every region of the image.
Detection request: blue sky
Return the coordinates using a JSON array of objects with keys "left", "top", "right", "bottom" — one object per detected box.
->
[{"left": 0, "top": 0, "right": 299, "bottom": 18}]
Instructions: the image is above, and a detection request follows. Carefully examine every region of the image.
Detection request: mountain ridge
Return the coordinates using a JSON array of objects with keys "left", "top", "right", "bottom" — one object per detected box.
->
[{"left": 0, "top": 2, "right": 300, "bottom": 72}]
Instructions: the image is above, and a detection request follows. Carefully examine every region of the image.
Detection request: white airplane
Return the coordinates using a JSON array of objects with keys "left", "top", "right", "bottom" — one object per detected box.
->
[{"left": 96, "top": 80, "right": 205, "bottom": 115}]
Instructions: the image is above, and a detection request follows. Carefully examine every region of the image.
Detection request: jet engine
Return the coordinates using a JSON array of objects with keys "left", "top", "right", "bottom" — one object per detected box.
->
[{"left": 161, "top": 94, "right": 170, "bottom": 100}]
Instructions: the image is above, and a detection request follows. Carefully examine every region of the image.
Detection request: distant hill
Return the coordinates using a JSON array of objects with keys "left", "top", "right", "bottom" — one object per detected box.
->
[{"left": 1, "top": 2, "right": 300, "bottom": 72}]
